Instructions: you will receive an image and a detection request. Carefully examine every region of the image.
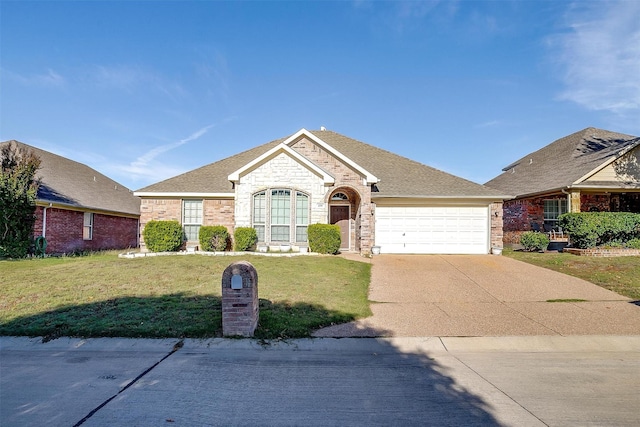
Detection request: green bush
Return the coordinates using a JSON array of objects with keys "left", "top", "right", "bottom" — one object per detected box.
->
[
  {"left": 559, "top": 212, "right": 640, "bottom": 249},
  {"left": 234, "top": 227, "right": 258, "bottom": 251},
  {"left": 199, "top": 225, "right": 229, "bottom": 252},
  {"left": 520, "top": 231, "right": 549, "bottom": 252},
  {"left": 626, "top": 238, "right": 640, "bottom": 249},
  {"left": 143, "top": 220, "right": 183, "bottom": 252},
  {"left": 308, "top": 224, "right": 341, "bottom": 254}
]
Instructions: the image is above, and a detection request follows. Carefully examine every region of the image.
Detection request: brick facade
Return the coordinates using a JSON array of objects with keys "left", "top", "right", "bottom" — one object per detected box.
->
[
  {"left": 33, "top": 206, "right": 138, "bottom": 254},
  {"left": 136, "top": 133, "right": 502, "bottom": 255},
  {"left": 139, "top": 198, "right": 235, "bottom": 251},
  {"left": 502, "top": 192, "right": 640, "bottom": 244}
]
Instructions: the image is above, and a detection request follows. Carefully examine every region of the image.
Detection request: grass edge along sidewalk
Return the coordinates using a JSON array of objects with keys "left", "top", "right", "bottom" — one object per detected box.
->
[{"left": 0, "top": 253, "right": 371, "bottom": 340}]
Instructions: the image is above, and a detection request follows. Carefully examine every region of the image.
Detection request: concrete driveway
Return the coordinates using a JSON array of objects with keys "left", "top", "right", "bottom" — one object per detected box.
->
[{"left": 314, "top": 255, "right": 640, "bottom": 337}]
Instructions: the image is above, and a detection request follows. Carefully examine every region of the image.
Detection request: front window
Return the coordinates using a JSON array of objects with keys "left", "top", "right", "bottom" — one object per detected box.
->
[
  {"left": 182, "top": 199, "right": 203, "bottom": 241},
  {"left": 253, "top": 192, "right": 266, "bottom": 242},
  {"left": 252, "top": 189, "right": 309, "bottom": 243},
  {"left": 296, "top": 192, "right": 309, "bottom": 242},
  {"left": 271, "top": 189, "right": 291, "bottom": 242},
  {"left": 544, "top": 199, "right": 568, "bottom": 225}
]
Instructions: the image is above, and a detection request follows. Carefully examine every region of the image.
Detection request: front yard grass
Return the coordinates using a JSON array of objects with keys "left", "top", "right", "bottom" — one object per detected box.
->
[
  {"left": 504, "top": 249, "right": 640, "bottom": 300},
  {"left": 0, "top": 253, "right": 371, "bottom": 340}
]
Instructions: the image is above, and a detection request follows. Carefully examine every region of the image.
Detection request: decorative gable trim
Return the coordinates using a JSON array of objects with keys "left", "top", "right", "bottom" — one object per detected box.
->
[
  {"left": 228, "top": 143, "right": 335, "bottom": 184},
  {"left": 284, "top": 128, "right": 379, "bottom": 184},
  {"left": 573, "top": 138, "right": 640, "bottom": 184}
]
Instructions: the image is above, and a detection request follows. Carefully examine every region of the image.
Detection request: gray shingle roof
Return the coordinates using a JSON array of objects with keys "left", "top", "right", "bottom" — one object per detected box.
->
[
  {"left": 485, "top": 128, "right": 640, "bottom": 197},
  {"left": 136, "top": 129, "right": 506, "bottom": 199},
  {"left": 1, "top": 140, "right": 140, "bottom": 216}
]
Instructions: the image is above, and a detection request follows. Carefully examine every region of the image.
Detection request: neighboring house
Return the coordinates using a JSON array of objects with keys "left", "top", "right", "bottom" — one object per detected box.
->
[
  {"left": 485, "top": 128, "right": 640, "bottom": 243},
  {"left": 135, "top": 128, "right": 507, "bottom": 255},
  {"left": 1, "top": 140, "right": 141, "bottom": 254}
]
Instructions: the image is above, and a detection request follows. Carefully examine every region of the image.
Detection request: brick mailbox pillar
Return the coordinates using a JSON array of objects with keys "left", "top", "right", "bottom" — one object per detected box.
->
[{"left": 221, "top": 261, "right": 258, "bottom": 337}]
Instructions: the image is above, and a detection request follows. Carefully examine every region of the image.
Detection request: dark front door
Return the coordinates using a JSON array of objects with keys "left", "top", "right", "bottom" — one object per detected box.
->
[{"left": 330, "top": 205, "right": 350, "bottom": 250}]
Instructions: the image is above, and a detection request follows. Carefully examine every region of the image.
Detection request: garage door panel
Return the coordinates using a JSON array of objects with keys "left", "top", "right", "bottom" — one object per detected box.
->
[{"left": 375, "top": 206, "right": 489, "bottom": 254}]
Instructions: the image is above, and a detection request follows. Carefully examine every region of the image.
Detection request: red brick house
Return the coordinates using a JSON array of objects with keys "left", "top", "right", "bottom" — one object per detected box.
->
[
  {"left": 135, "top": 128, "right": 508, "bottom": 255},
  {"left": 485, "top": 128, "right": 640, "bottom": 244},
  {"left": 1, "top": 141, "right": 140, "bottom": 254}
]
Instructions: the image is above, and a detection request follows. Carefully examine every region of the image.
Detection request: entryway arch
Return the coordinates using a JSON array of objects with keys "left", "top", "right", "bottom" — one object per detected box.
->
[{"left": 328, "top": 187, "right": 362, "bottom": 251}]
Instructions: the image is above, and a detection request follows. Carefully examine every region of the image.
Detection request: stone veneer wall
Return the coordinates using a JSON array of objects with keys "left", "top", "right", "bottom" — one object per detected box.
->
[
  {"left": 490, "top": 202, "right": 504, "bottom": 249},
  {"left": 234, "top": 152, "right": 327, "bottom": 242}
]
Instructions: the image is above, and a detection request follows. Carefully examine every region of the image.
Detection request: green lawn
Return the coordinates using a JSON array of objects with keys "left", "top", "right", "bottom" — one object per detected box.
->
[
  {"left": 504, "top": 249, "right": 640, "bottom": 300},
  {"left": 0, "top": 253, "right": 371, "bottom": 340}
]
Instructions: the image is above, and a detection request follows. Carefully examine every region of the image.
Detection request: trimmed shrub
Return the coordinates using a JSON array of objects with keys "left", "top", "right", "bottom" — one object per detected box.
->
[
  {"left": 143, "top": 220, "right": 183, "bottom": 252},
  {"left": 199, "top": 225, "right": 229, "bottom": 252},
  {"left": 519, "top": 231, "right": 549, "bottom": 252},
  {"left": 559, "top": 212, "right": 640, "bottom": 249},
  {"left": 234, "top": 227, "right": 258, "bottom": 251},
  {"left": 308, "top": 224, "right": 341, "bottom": 254}
]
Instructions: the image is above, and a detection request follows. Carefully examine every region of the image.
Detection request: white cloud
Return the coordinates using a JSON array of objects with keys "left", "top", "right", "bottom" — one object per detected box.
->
[
  {"left": 2, "top": 68, "right": 66, "bottom": 87},
  {"left": 475, "top": 120, "right": 502, "bottom": 129},
  {"left": 88, "top": 64, "right": 186, "bottom": 98},
  {"left": 129, "top": 124, "right": 217, "bottom": 171},
  {"left": 553, "top": 1, "right": 640, "bottom": 114}
]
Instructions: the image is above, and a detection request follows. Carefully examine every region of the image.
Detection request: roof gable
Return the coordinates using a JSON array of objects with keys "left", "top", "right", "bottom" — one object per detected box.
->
[
  {"left": 228, "top": 140, "right": 335, "bottom": 184},
  {"left": 283, "top": 129, "right": 378, "bottom": 184},
  {"left": 485, "top": 128, "right": 640, "bottom": 197},
  {"left": 1, "top": 140, "right": 140, "bottom": 216}
]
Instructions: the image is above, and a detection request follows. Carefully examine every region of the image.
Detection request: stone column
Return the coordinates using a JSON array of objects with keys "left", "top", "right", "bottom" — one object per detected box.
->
[{"left": 570, "top": 190, "right": 581, "bottom": 213}]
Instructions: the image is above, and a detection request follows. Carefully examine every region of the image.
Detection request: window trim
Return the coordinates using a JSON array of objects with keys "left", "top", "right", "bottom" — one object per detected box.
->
[
  {"left": 182, "top": 199, "right": 203, "bottom": 242},
  {"left": 83, "top": 212, "right": 93, "bottom": 241},
  {"left": 543, "top": 199, "right": 568, "bottom": 224}
]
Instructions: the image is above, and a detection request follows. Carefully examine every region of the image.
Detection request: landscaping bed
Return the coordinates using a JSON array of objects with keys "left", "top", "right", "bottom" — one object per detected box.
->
[{"left": 564, "top": 247, "right": 640, "bottom": 257}]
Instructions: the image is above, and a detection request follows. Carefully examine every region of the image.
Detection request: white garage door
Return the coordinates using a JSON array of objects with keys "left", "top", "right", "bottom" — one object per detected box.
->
[{"left": 375, "top": 206, "right": 489, "bottom": 254}]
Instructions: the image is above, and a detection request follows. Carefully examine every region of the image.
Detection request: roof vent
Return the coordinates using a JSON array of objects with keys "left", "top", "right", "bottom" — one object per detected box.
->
[
  {"left": 529, "top": 159, "right": 533, "bottom": 165},
  {"left": 320, "top": 126, "right": 326, "bottom": 131}
]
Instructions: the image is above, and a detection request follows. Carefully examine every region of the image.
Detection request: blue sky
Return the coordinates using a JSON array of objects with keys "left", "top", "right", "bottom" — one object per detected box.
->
[{"left": 2, "top": 0, "right": 639, "bottom": 191}]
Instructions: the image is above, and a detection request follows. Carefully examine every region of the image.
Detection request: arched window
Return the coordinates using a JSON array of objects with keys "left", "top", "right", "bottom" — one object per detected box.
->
[
  {"left": 331, "top": 192, "right": 349, "bottom": 201},
  {"left": 252, "top": 189, "right": 309, "bottom": 243}
]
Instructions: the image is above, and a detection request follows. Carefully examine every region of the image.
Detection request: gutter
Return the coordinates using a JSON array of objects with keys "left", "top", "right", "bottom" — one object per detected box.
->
[
  {"left": 371, "top": 194, "right": 513, "bottom": 201},
  {"left": 37, "top": 200, "right": 140, "bottom": 219}
]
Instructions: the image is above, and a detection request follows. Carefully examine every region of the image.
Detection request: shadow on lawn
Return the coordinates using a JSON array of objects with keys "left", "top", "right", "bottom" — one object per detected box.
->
[{"left": 0, "top": 293, "right": 361, "bottom": 342}]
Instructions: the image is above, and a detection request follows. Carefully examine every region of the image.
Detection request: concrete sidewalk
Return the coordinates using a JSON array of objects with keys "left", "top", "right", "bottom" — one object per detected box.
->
[
  {"left": 315, "top": 255, "right": 640, "bottom": 337},
  {"left": 2, "top": 336, "right": 640, "bottom": 426}
]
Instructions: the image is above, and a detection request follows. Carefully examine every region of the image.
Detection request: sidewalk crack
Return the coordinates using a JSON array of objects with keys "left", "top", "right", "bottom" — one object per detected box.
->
[{"left": 72, "top": 340, "right": 184, "bottom": 427}]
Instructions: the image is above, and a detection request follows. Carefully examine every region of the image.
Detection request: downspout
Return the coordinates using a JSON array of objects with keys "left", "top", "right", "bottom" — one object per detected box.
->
[{"left": 42, "top": 203, "right": 52, "bottom": 238}]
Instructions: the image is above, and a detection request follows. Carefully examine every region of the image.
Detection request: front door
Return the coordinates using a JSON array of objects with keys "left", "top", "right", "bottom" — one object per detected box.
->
[{"left": 330, "top": 205, "right": 350, "bottom": 250}]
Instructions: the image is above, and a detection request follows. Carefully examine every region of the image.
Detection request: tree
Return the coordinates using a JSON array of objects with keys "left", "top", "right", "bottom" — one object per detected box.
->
[{"left": 0, "top": 142, "right": 41, "bottom": 258}]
